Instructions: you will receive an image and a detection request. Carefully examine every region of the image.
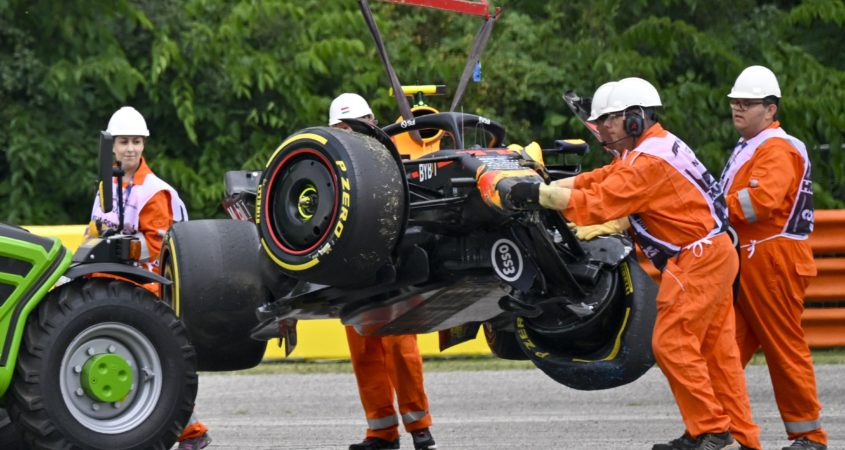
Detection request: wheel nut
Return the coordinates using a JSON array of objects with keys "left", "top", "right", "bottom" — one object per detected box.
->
[
  {"left": 92, "top": 403, "right": 100, "bottom": 411},
  {"left": 74, "top": 365, "right": 82, "bottom": 374},
  {"left": 75, "top": 388, "right": 84, "bottom": 397},
  {"left": 87, "top": 347, "right": 96, "bottom": 356},
  {"left": 108, "top": 345, "right": 116, "bottom": 353}
]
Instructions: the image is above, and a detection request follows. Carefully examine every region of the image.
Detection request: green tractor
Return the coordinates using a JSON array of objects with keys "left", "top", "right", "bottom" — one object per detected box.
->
[{"left": 0, "top": 133, "right": 197, "bottom": 450}]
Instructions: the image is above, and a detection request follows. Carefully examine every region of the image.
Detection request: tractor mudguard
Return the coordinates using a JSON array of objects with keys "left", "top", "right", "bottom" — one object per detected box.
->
[
  {"left": 63, "top": 262, "right": 171, "bottom": 286},
  {"left": 0, "top": 224, "right": 71, "bottom": 393}
]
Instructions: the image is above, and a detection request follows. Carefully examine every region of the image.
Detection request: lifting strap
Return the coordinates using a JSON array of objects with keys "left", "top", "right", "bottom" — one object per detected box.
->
[
  {"left": 450, "top": 14, "right": 497, "bottom": 112},
  {"left": 358, "top": 0, "right": 422, "bottom": 143}
]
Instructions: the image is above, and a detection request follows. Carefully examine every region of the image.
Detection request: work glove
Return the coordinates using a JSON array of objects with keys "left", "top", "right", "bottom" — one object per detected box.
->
[
  {"left": 518, "top": 159, "right": 551, "bottom": 184},
  {"left": 476, "top": 166, "right": 544, "bottom": 212},
  {"left": 568, "top": 219, "right": 626, "bottom": 240},
  {"left": 506, "top": 179, "right": 542, "bottom": 209},
  {"left": 508, "top": 142, "right": 550, "bottom": 183}
]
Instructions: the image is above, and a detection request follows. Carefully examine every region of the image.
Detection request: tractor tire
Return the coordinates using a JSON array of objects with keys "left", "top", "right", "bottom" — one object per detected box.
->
[
  {"left": 515, "top": 255, "right": 658, "bottom": 390},
  {"left": 257, "top": 127, "right": 406, "bottom": 287},
  {"left": 160, "top": 219, "right": 271, "bottom": 371},
  {"left": 483, "top": 322, "right": 527, "bottom": 361},
  {"left": 0, "top": 408, "right": 26, "bottom": 449},
  {"left": 9, "top": 279, "right": 196, "bottom": 450}
]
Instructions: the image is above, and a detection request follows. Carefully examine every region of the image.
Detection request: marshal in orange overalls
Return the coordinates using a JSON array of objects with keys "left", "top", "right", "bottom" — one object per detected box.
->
[
  {"left": 722, "top": 121, "right": 826, "bottom": 446},
  {"left": 345, "top": 328, "right": 432, "bottom": 442},
  {"left": 565, "top": 124, "right": 761, "bottom": 449}
]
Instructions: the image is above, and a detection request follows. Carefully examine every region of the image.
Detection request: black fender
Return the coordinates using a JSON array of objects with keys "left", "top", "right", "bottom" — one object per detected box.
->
[{"left": 64, "top": 262, "right": 171, "bottom": 286}]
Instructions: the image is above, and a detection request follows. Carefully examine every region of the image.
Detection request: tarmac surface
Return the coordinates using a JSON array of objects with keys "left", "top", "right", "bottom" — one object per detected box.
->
[{"left": 193, "top": 364, "right": 843, "bottom": 450}]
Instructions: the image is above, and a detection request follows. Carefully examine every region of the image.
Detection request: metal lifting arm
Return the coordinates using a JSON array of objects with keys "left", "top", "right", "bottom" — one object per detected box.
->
[
  {"left": 379, "top": 0, "right": 493, "bottom": 17},
  {"left": 362, "top": 0, "right": 500, "bottom": 137}
]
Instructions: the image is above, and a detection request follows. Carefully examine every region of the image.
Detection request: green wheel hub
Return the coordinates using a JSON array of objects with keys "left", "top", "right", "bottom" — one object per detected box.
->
[{"left": 81, "top": 353, "right": 133, "bottom": 402}]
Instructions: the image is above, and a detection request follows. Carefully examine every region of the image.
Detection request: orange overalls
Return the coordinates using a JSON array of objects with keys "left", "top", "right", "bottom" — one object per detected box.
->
[
  {"left": 345, "top": 327, "right": 432, "bottom": 441},
  {"left": 565, "top": 124, "right": 761, "bottom": 449},
  {"left": 721, "top": 121, "right": 826, "bottom": 445}
]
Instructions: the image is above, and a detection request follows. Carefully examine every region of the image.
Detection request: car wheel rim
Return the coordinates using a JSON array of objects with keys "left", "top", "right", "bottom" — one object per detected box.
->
[
  {"left": 60, "top": 322, "right": 163, "bottom": 434},
  {"left": 266, "top": 149, "right": 338, "bottom": 254}
]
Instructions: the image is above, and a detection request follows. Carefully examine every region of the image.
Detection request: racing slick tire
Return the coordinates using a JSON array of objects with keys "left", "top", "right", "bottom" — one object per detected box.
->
[
  {"left": 257, "top": 127, "right": 406, "bottom": 287},
  {"left": 515, "top": 255, "right": 658, "bottom": 390},
  {"left": 9, "top": 279, "right": 196, "bottom": 450},
  {"left": 160, "top": 219, "right": 270, "bottom": 371},
  {"left": 483, "top": 322, "right": 528, "bottom": 361}
]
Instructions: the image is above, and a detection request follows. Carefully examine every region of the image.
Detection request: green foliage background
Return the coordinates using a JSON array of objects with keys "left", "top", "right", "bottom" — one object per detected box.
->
[{"left": 2, "top": 0, "right": 844, "bottom": 224}]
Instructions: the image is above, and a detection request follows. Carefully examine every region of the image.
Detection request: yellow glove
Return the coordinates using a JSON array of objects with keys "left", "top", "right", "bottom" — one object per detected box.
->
[
  {"left": 568, "top": 219, "right": 628, "bottom": 240},
  {"left": 507, "top": 142, "right": 545, "bottom": 164}
]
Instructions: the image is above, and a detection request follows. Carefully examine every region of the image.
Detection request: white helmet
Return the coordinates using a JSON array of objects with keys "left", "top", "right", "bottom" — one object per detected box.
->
[
  {"left": 106, "top": 106, "right": 149, "bottom": 137},
  {"left": 328, "top": 93, "right": 373, "bottom": 126},
  {"left": 728, "top": 65, "right": 781, "bottom": 99},
  {"left": 600, "top": 77, "right": 662, "bottom": 116},
  {"left": 587, "top": 81, "right": 618, "bottom": 121}
]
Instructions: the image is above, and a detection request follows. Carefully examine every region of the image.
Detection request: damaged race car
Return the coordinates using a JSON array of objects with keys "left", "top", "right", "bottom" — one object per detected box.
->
[
  {"left": 159, "top": 0, "right": 659, "bottom": 391},
  {"left": 161, "top": 109, "right": 658, "bottom": 390}
]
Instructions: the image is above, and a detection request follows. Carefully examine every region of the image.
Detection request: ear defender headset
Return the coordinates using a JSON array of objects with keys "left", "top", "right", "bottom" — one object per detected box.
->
[{"left": 623, "top": 107, "right": 645, "bottom": 137}]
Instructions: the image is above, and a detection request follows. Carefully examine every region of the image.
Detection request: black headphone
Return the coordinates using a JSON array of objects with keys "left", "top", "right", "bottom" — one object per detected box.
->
[{"left": 624, "top": 108, "right": 645, "bottom": 137}]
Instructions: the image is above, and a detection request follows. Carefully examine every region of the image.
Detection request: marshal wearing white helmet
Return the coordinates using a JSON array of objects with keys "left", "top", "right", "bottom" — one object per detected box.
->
[
  {"left": 721, "top": 65, "right": 826, "bottom": 450},
  {"left": 479, "top": 75, "right": 763, "bottom": 450},
  {"left": 89, "top": 106, "right": 203, "bottom": 448},
  {"left": 325, "top": 93, "right": 438, "bottom": 450}
]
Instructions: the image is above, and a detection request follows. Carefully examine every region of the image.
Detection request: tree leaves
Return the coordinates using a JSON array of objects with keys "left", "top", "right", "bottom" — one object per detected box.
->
[{"left": 1, "top": 0, "right": 843, "bottom": 225}]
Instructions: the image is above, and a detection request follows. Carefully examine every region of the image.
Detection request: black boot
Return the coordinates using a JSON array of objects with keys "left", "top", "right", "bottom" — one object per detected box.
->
[
  {"left": 653, "top": 433, "right": 697, "bottom": 450},
  {"left": 782, "top": 437, "right": 827, "bottom": 450},
  {"left": 411, "top": 427, "right": 437, "bottom": 450},
  {"left": 349, "top": 437, "right": 400, "bottom": 450}
]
